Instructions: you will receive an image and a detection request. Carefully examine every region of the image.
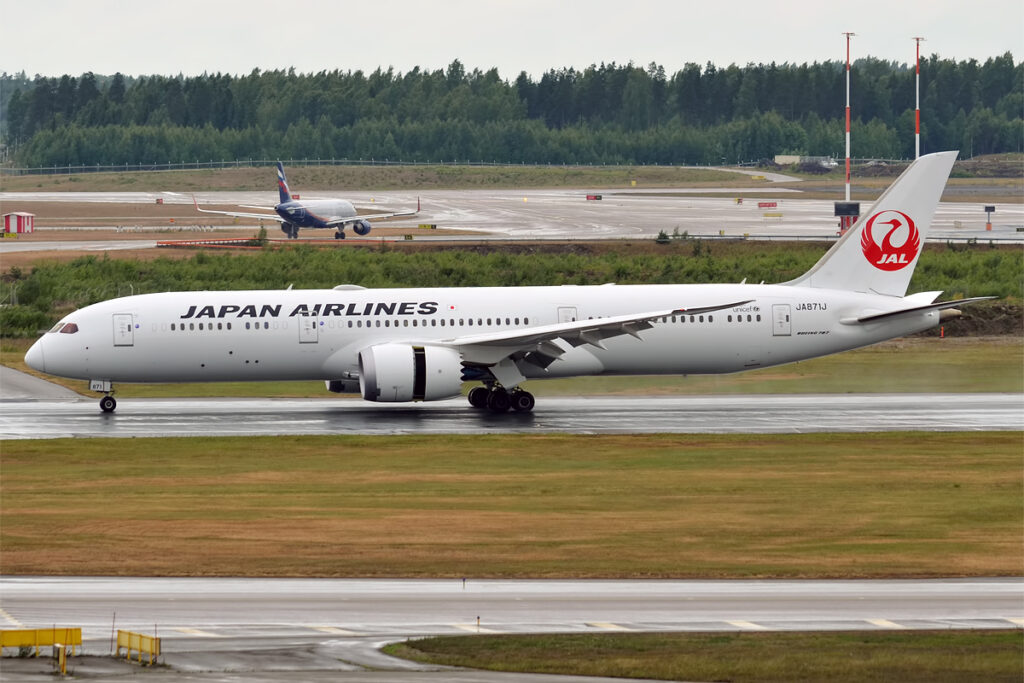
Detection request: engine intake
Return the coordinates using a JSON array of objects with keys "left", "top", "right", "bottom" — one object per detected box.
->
[
  {"left": 358, "top": 344, "right": 462, "bottom": 402},
  {"left": 353, "top": 219, "right": 372, "bottom": 236}
]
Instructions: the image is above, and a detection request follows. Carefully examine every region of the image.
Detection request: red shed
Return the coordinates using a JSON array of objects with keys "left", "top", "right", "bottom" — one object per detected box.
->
[{"left": 3, "top": 212, "right": 35, "bottom": 234}]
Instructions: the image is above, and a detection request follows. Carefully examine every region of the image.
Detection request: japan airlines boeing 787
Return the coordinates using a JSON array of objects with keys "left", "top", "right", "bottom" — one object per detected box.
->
[
  {"left": 193, "top": 162, "right": 418, "bottom": 239},
  {"left": 26, "top": 151, "right": 989, "bottom": 414}
]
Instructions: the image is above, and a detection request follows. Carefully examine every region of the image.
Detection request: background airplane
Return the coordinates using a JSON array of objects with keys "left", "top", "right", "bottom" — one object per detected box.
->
[
  {"left": 27, "top": 152, "right": 990, "bottom": 415},
  {"left": 193, "top": 162, "right": 418, "bottom": 239}
]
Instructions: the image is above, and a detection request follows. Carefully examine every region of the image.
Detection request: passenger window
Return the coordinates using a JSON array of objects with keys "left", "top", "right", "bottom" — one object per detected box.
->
[
  {"left": 385, "top": 320, "right": 391, "bottom": 327},
  {"left": 757, "top": 314, "right": 762, "bottom": 322},
  {"left": 515, "top": 318, "right": 520, "bottom": 325},
  {"left": 440, "top": 319, "right": 445, "bottom": 327},
  {"left": 699, "top": 316, "right": 704, "bottom": 323},
  {"left": 348, "top": 321, "right": 353, "bottom": 328},
  {"left": 171, "top": 323, "right": 176, "bottom": 331},
  {"left": 709, "top": 315, "right": 713, "bottom": 323},
  {"left": 189, "top": 323, "right": 195, "bottom": 331},
  {"left": 60, "top": 323, "right": 79, "bottom": 334},
  {"left": 689, "top": 316, "right": 695, "bottom": 323},
  {"left": 227, "top": 323, "right": 232, "bottom": 330},
  {"left": 727, "top": 315, "right": 732, "bottom": 322},
  {"left": 217, "top": 323, "right": 223, "bottom": 330},
  {"left": 747, "top": 315, "right": 752, "bottom": 322},
  {"left": 264, "top": 322, "right": 269, "bottom": 329},
  {"left": 524, "top": 317, "right": 529, "bottom": 324},
  {"left": 199, "top": 323, "right": 204, "bottom": 330}
]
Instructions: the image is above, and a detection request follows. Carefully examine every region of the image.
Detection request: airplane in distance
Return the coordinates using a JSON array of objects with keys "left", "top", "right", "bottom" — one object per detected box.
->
[
  {"left": 193, "top": 161, "right": 418, "bottom": 239},
  {"left": 27, "top": 151, "right": 990, "bottom": 415}
]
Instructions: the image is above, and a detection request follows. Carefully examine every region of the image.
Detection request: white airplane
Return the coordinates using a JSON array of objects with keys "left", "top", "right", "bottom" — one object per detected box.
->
[
  {"left": 193, "top": 161, "right": 418, "bottom": 239},
  {"left": 26, "top": 151, "right": 989, "bottom": 414}
]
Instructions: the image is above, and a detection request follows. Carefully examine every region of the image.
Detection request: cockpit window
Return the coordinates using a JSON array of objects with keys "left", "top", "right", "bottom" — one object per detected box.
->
[
  {"left": 49, "top": 323, "right": 65, "bottom": 333},
  {"left": 59, "top": 323, "right": 79, "bottom": 334}
]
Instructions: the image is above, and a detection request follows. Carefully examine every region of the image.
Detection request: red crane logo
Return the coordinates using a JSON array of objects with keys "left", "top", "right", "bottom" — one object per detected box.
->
[{"left": 861, "top": 210, "right": 920, "bottom": 271}]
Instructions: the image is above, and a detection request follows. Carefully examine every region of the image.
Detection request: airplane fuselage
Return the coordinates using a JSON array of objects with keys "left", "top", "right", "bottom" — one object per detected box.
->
[
  {"left": 28, "top": 284, "right": 937, "bottom": 386},
  {"left": 274, "top": 198, "right": 356, "bottom": 228}
]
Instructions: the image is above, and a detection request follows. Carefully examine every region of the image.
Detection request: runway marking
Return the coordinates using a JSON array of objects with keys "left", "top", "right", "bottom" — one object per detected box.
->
[
  {"left": 0, "top": 607, "right": 24, "bottom": 627},
  {"left": 453, "top": 623, "right": 499, "bottom": 634},
  {"left": 173, "top": 627, "right": 224, "bottom": 637},
  {"left": 587, "top": 622, "right": 633, "bottom": 631},
  {"left": 867, "top": 619, "right": 907, "bottom": 630},
  {"left": 310, "top": 626, "right": 360, "bottom": 636},
  {"left": 727, "top": 620, "right": 768, "bottom": 630},
  {"left": 1005, "top": 618, "right": 1024, "bottom": 627}
]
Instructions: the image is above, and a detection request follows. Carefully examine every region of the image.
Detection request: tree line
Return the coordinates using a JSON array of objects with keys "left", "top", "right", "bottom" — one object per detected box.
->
[{"left": 2, "top": 54, "right": 1020, "bottom": 167}]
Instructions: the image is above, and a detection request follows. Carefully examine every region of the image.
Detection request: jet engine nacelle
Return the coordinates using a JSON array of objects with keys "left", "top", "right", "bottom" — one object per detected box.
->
[
  {"left": 353, "top": 219, "right": 372, "bottom": 236},
  {"left": 358, "top": 344, "right": 463, "bottom": 402}
]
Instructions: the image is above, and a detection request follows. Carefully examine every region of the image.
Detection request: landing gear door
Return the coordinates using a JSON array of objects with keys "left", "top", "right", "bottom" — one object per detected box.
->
[
  {"left": 772, "top": 304, "right": 792, "bottom": 337},
  {"left": 113, "top": 313, "right": 134, "bottom": 346},
  {"left": 298, "top": 314, "right": 319, "bottom": 343},
  {"left": 557, "top": 306, "right": 578, "bottom": 323}
]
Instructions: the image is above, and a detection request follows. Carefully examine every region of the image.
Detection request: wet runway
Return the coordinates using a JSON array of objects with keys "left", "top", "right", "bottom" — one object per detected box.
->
[
  {"left": 1, "top": 392, "right": 1020, "bottom": 439},
  {"left": 1, "top": 576, "right": 1020, "bottom": 680}
]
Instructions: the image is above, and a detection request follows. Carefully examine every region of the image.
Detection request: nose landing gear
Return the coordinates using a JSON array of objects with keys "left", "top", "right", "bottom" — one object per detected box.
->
[{"left": 99, "top": 394, "right": 116, "bottom": 413}]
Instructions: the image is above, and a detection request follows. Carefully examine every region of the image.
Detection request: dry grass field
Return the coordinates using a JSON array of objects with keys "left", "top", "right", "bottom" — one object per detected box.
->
[{"left": 1, "top": 432, "right": 1019, "bottom": 578}]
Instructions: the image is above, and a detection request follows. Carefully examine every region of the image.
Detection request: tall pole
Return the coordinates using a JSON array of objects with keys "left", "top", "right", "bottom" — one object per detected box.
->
[
  {"left": 843, "top": 32, "right": 855, "bottom": 201},
  {"left": 913, "top": 37, "right": 925, "bottom": 159}
]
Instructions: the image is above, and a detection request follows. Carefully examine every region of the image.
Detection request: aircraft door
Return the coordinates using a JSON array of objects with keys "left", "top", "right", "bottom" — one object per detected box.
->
[
  {"left": 113, "top": 314, "right": 134, "bottom": 346},
  {"left": 298, "top": 314, "right": 319, "bottom": 343},
  {"left": 557, "top": 306, "right": 578, "bottom": 323},
  {"left": 772, "top": 304, "right": 792, "bottom": 336}
]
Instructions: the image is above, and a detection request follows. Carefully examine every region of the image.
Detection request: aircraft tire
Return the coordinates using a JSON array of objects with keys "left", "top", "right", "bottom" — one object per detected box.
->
[
  {"left": 511, "top": 391, "right": 535, "bottom": 413},
  {"left": 335, "top": 231, "right": 345, "bottom": 240},
  {"left": 100, "top": 395, "right": 116, "bottom": 413},
  {"left": 486, "top": 389, "right": 511, "bottom": 413},
  {"left": 468, "top": 386, "right": 489, "bottom": 409}
]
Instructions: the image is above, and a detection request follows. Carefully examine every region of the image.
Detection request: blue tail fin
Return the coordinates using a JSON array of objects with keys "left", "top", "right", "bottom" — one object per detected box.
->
[{"left": 276, "top": 162, "right": 292, "bottom": 204}]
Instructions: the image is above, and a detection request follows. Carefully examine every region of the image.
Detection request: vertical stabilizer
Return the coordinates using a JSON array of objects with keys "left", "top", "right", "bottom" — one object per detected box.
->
[
  {"left": 785, "top": 150, "right": 957, "bottom": 296},
  {"left": 276, "top": 162, "right": 292, "bottom": 204}
]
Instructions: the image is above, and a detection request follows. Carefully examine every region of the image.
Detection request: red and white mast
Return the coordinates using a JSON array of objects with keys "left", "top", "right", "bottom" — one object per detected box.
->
[
  {"left": 843, "top": 32, "right": 855, "bottom": 201},
  {"left": 913, "top": 36, "right": 925, "bottom": 159}
]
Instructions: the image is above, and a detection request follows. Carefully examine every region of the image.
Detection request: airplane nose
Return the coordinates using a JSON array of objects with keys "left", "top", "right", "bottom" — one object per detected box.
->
[{"left": 24, "top": 339, "right": 46, "bottom": 372}]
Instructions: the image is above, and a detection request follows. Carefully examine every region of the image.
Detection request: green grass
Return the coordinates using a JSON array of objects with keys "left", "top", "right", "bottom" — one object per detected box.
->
[
  {"left": 386, "top": 630, "right": 1024, "bottom": 682},
  {"left": 1, "top": 432, "right": 1020, "bottom": 578}
]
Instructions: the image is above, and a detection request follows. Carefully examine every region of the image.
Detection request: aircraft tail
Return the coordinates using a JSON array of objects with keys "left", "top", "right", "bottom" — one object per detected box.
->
[
  {"left": 276, "top": 162, "right": 292, "bottom": 204},
  {"left": 785, "top": 150, "right": 957, "bottom": 297}
]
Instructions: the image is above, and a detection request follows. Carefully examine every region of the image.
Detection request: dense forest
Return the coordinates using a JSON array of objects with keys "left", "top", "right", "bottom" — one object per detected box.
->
[{"left": 1, "top": 54, "right": 1020, "bottom": 167}]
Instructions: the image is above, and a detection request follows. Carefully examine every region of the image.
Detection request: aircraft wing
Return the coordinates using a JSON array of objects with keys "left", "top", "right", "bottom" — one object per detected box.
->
[
  {"left": 193, "top": 196, "right": 287, "bottom": 223},
  {"left": 440, "top": 299, "right": 754, "bottom": 366},
  {"left": 322, "top": 209, "right": 418, "bottom": 227}
]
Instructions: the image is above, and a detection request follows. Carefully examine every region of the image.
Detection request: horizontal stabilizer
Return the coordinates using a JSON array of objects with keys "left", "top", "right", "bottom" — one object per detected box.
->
[{"left": 842, "top": 296, "right": 996, "bottom": 324}]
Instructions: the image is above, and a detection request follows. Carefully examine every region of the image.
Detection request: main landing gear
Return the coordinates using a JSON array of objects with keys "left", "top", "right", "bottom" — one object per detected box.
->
[
  {"left": 333, "top": 230, "right": 346, "bottom": 240},
  {"left": 468, "top": 386, "right": 535, "bottom": 413},
  {"left": 281, "top": 223, "right": 299, "bottom": 239}
]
